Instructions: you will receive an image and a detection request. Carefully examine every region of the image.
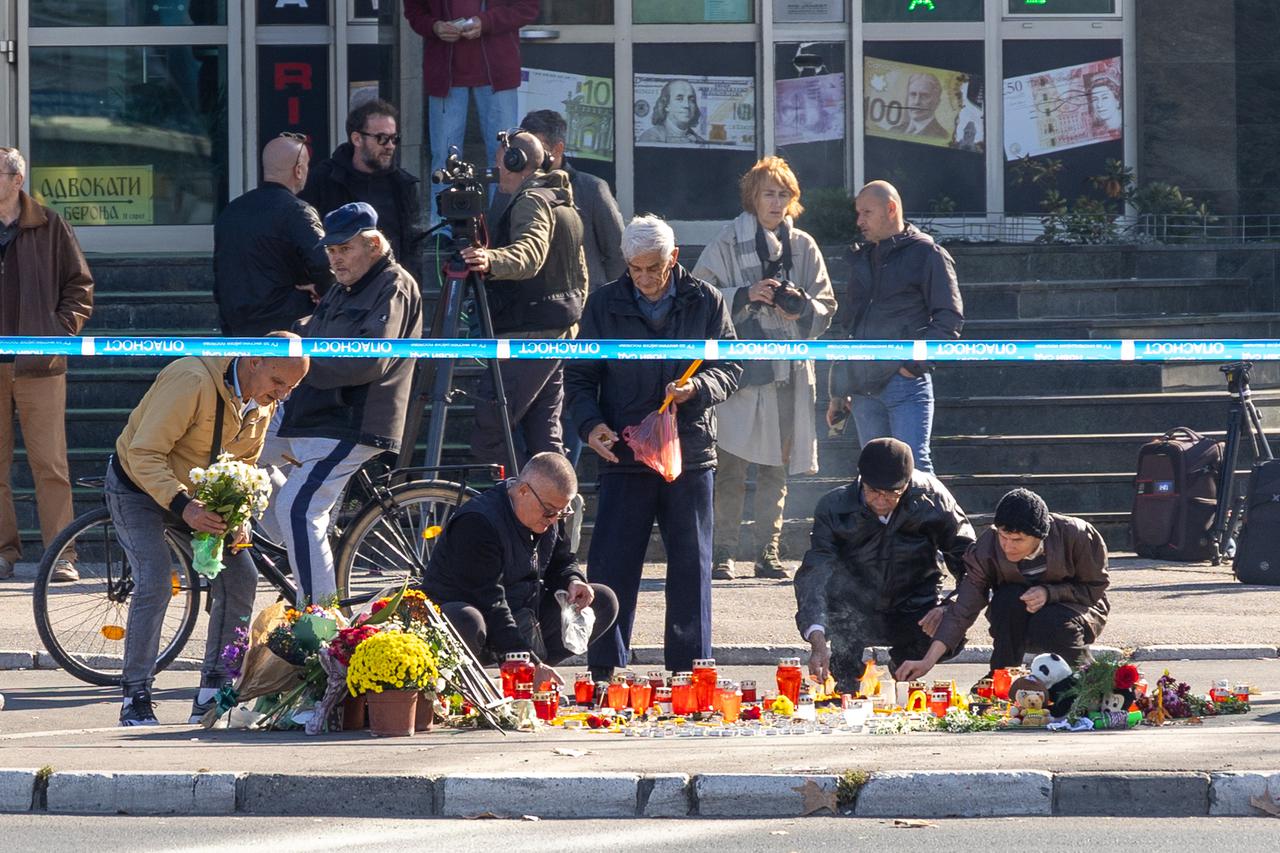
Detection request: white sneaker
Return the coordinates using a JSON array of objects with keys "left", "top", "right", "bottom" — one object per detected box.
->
[{"left": 50, "top": 560, "right": 79, "bottom": 583}]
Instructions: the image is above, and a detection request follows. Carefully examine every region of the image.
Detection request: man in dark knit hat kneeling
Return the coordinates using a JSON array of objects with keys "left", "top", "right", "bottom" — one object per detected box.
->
[
  {"left": 794, "top": 438, "right": 975, "bottom": 692},
  {"left": 895, "top": 488, "right": 1110, "bottom": 682}
]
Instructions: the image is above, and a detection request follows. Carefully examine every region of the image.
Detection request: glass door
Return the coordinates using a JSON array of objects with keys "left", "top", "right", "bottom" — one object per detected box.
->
[
  {"left": 18, "top": 0, "right": 241, "bottom": 253},
  {"left": 0, "top": 1, "right": 15, "bottom": 145}
]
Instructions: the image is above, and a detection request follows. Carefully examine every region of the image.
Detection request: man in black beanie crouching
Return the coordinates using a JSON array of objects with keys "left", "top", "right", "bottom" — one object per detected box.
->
[
  {"left": 794, "top": 437, "right": 976, "bottom": 692},
  {"left": 896, "top": 487, "right": 1111, "bottom": 682}
]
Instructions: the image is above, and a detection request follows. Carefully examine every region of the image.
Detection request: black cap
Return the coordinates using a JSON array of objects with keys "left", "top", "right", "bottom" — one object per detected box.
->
[
  {"left": 857, "top": 438, "right": 914, "bottom": 491},
  {"left": 994, "top": 488, "right": 1051, "bottom": 539},
  {"left": 322, "top": 201, "right": 379, "bottom": 246}
]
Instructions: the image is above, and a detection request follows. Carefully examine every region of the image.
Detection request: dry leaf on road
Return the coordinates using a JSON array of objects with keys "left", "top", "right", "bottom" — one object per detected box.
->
[{"left": 892, "top": 818, "right": 936, "bottom": 828}]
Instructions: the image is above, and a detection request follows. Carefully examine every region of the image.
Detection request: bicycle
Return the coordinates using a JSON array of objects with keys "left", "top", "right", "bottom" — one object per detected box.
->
[{"left": 32, "top": 461, "right": 499, "bottom": 686}]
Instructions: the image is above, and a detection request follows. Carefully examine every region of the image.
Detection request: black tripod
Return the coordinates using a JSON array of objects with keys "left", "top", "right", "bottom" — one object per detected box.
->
[
  {"left": 1210, "top": 361, "right": 1274, "bottom": 565},
  {"left": 397, "top": 220, "right": 519, "bottom": 477}
]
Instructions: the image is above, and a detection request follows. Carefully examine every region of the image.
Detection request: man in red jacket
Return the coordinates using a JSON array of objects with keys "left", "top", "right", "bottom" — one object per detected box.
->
[{"left": 404, "top": 0, "right": 539, "bottom": 224}]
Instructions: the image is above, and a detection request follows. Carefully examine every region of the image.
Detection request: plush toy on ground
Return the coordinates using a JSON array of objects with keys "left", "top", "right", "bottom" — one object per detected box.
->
[
  {"left": 1008, "top": 677, "right": 1050, "bottom": 727},
  {"left": 1030, "top": 652, "right": 1077, "bottom": 719}
]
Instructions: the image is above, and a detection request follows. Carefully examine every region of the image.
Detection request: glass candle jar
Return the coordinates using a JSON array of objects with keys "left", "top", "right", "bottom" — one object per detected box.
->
[
  {"left": 514, "top": 681, "right": 533, "bottom": 701},
  {"left": 607, "top": 675, "right": 630, "bottom": 711},
  {"left": 991, "top": 669, "right": 1012, "bottom": 700},
  {"left": 630, "top": 682, "right": 653, "bottom": 715},
  {"left": 721, "top": 684, "right": 742, "bottom": 723},
  {"left": 500, "top": 651, "right": 534, "bottom": 699},
  {"left": 740, "top": 679, "right": 758, "bottom": 703},
  {"left": 776, "top": 657, "right": 803, "bottom": 705},
  {"left": 692, "top": 658, "right": 717, "bottom": 712},
  {"left": 647, "top": 671, "right": 666, "bottom": 690},
  {"left": 574, "top": 673, "right": 595, "bottom": 706},
  {"left": 671, "top": 674, "right": 696, "bottom": 716},
  {"left": 655, "top": 686, "right": 673, "bottom": 715},
  {"left": 532, "top": 690, "right": 557, "bottom": 721}
]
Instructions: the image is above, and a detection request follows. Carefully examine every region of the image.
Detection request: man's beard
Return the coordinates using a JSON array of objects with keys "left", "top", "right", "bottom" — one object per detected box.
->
[{"left": 359, "top": 150, "right": 394, "bottom": 174}]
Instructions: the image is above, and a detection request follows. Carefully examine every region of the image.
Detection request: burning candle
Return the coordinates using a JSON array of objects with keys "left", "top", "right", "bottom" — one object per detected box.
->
[
  {"left": 1234, "top": 683, "right": 1251, "bottom": 702},
  {"left": 532, "top": 690, "right": 557, "bottom": 721},
  {"left": 928, "top": 681, "right": 952, "bottom": 717},
  {"left": 607, "top": 676, "right": 630, "bottom": 711},
  {"left": 712, "top": 678, "right": 733, "bottom": 715},
  {"left": 671, "top": 674, "right": 696, "bottom": 716},
  {"left": 692, "top": 658, "right": 718, "bottom": 712},
  {"left": 991, "top": 669, "right": 1012, "bottom": 700},
  {"left": 721, "top": 684, "right": 742, "bottom": 723},
  {"left": 776, "top": 657, "right": 803, "bottom": 705},
  {"left": 630, "top": 682, "right": 653, "bottom": 715},
  {"left": 500, "top": 652, "right": 534, "bottom": 699},
  {"left": 573, "top": 673, "right": 594, "bottom": 706},
  {"left": 655, "top": 686, "right": 673, "bottom": 714}
]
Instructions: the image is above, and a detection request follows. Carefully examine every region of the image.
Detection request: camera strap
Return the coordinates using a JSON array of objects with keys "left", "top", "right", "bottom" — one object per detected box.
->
[{"left": 753, "top": 220, "right": 793, "bottom": 282}]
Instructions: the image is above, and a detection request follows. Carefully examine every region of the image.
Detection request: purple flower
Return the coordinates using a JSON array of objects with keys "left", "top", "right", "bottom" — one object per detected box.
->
[{"left": 220, "top": 625, "right": 250, "bottom": 680}]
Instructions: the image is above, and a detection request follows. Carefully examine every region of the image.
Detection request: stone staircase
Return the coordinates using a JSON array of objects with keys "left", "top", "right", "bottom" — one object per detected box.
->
[{"left": 8, "top": 244, "right": 1279, "bottom": 559}]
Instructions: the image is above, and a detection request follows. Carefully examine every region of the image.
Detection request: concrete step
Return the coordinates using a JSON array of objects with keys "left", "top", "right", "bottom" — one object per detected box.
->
[
  {"left": 960, "top": 277, "right": 1250, "bottom": 321},
  {"left": 87, "top": 292, "right": 216, "bottom": 332},
  {"left": 930, "top": 362, "right": 1280, "bottom": 397},
  {"left": 86, "top": 254, "right": 213, "bottom": 292},
  {"left": 962, "top": 312, "right": 1280, "bottom": 340}
]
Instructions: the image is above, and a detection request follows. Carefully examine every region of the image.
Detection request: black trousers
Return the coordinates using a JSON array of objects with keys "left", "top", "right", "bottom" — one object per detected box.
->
[
  {"left": 441, "top": 582, "right": 619, "bottom": 666},
  {"left": 471, "top": 358, "right": 564, "bottom": 465},
  {"left": 829, "top": 604, "right": 965, "bottom": 693},
  {"left": 986, "top": 583, "right": 1094, "bottom": 670}
]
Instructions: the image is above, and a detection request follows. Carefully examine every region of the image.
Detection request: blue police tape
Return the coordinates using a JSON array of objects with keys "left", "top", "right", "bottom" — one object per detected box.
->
[{"left": 1, "top": 336, "right": 1279, "bottom": 361}]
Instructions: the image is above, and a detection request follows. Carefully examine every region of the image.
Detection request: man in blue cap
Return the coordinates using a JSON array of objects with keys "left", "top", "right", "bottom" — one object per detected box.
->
[{"left": 263, "top": 202, "right": 423, "bottom": 603}]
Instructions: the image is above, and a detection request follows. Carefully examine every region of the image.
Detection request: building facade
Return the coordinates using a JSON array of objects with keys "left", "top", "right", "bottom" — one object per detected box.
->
[{"left": 0, "top": 1, "right": 1274, "bottom": 253}]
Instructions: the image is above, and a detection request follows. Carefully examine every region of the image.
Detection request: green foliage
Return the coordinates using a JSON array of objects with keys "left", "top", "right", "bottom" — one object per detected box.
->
[
  {"left": 799, "top": 186, "right": 858, "bottom": 246},
  {"left": 837, "top": 769, "right": 870, "bottom": 807}
]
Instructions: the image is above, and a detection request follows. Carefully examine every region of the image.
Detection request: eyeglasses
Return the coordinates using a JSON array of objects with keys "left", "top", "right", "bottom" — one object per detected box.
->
[
  {"left": 862, "top": 483, "right": 907, "bottom": 499},
  {"left": 524, "top": 481, "right": 575, "bottom": 520},
  {"left": 278, "top": 132, "right": 307, "bottom": 170},
  {"left": 356, "top": 130, "right": 400, "bottom": 147}
]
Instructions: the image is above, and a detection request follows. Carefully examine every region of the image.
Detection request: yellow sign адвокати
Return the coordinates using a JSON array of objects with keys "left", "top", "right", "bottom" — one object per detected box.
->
[{"left": 31, "top": 165, "right": 154, "bottom": 225}]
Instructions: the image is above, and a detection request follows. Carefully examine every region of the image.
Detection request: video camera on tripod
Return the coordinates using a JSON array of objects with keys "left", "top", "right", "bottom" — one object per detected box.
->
[{"left": 430, "top": 150, "right": 498, "bottom": 242}]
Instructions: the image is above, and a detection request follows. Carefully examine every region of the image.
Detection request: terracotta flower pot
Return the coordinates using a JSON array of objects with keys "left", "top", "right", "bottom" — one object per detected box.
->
[
  {"left": 365, "top": 689, "right": 417, "bottom": 737},
  {"left": 415, "top": 692, "right": 436, "bottom": 732},
  {"left": 341, "top": 693, "right": 367, "bottom": 730}
]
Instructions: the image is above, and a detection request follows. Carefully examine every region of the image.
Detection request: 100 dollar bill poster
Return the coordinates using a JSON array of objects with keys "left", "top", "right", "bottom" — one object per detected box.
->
[
  {"left": 518, "top": 68, "right": 615, "bottom": 162},
  {"left": 634, "top": 74, "right": 755, "bottom": 150},
  {"left": 1003, "top": 56, "right": 1122, "bottom": 160},
  {"left": 864, "top": 57, "right": 984, "bottom": 152}
]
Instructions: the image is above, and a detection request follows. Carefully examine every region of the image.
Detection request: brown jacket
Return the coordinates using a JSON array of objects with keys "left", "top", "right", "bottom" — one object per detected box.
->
[
  {"left": 933, "top": 514, "right": 1111, "bottom": 653},
  {"left": 116, "top": 357, "right": 275, "bottom": 513},
  {"left": 0, "top": 191, "right": 94, "bottom": 376}
]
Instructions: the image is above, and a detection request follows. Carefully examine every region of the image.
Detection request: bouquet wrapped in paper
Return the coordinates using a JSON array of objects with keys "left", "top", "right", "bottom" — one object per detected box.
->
[{"left": 188, "top": 452, "right": 271, "bottom": 579}]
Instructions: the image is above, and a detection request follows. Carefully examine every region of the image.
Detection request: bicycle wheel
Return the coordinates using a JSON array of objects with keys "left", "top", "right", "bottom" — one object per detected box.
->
[
  {"left": 334, "top": 481, "right": 472, "bottom": 602},
  {"left": 32, "top": 506, "right": 202, "bottom": 687}
]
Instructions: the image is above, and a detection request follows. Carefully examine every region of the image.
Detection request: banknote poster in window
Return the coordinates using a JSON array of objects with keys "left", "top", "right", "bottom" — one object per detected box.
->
[
  {"left": 863, "top": 42, "right": 985, "bottom": 213},
  {"left": 633, "top": 74, "right": 755, "bottom": 150},
  {"left": 518, "top": 68, "right": 615, "bottom": 162},
  {"left": 774, "top": 42, "right": 846, "bottom": 193},
  {"left": 864, "top": 57, "right": 984, "bottom": 153},
  {"left": 1003, "top": 56, "right": 1121, "bottom": 160}
]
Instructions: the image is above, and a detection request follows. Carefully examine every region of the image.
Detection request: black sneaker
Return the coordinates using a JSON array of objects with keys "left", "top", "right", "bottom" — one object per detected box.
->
[
  {"left": 189, "top": 695, "right": 216, "bottom": 725},
  {"left": 754, "top": 550, "right": 791, "bottom": 579},
  {"left": 120, "top": 689, "right": 159, "bottom": 726}
]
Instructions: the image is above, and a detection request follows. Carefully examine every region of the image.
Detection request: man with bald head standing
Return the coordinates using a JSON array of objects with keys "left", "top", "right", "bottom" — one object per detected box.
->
[
  {"left": 828, "top": 180, "right": 962, "bottom": 473},
  {"left": 213, "top": 134, "right": 335, "bottom": 337}
]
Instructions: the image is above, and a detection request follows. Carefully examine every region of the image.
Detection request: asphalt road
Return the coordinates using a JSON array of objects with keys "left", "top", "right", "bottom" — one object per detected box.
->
[
  {"left": 3, "top": 815, "right": 1280, "bottom": 853},
  {"left": 4, "top": 555, "right": 1280, "bottom": 665}
]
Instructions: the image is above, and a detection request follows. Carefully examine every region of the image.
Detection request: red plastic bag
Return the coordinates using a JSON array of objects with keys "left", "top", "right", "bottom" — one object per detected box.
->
[{"left": 623, "top": 404, "right": 683, "bottom": 483}]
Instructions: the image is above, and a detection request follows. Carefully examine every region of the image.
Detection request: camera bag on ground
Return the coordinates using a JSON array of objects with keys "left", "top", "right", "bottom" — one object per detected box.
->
[
  {"left": 1233, "top": 459, "right": 1280, "bottom": 584},
  {"left": 1131, "top": 427, "right": 1222, "bottom": 561}
]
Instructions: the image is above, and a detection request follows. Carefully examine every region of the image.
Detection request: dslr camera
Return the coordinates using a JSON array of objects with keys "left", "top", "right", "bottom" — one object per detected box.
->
[
  {"left": 431, "top": 150, "right": 497, "bottom": 223},
  {"left": 770, "top": 279, "right": 809, "bottom": 315}
]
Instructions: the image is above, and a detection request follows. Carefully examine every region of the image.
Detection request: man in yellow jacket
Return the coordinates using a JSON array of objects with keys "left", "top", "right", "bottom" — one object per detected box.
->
[{"left": 108, "top": 340, "right": 308, "bottom": 726}]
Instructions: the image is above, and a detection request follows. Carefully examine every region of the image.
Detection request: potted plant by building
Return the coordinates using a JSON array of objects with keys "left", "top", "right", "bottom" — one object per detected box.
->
[{"left": 345, "top": 630, "right": 439, "bottom": 737}]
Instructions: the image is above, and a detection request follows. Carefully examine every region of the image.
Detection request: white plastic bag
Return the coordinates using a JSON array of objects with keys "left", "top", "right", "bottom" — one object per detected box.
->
[{"left": 554, "top": 590, "right": 595, "bottom": 656}]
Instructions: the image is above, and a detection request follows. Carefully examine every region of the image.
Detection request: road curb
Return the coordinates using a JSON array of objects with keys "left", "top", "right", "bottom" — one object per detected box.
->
[{"left": 2, "top": 770, "right": 1277, "bottom": 818}]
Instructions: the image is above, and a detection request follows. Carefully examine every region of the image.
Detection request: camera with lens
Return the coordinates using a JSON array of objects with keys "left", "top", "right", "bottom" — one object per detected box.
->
[
  {"left": 431, "top": 150, "right": 497, "bottom": 224},
  {"left": 771, "top": 279, "right": 809, "bottom": 316}
]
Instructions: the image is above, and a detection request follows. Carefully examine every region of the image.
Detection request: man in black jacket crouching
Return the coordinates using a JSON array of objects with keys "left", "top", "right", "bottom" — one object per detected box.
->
[{"left": 421, "top": 452, "right": 617, "bottom": 687}]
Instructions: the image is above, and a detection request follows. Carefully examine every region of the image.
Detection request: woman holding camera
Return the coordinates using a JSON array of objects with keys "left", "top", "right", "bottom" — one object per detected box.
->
[{"left": 693, "top": 157, "right": 837, "bottom": 579}]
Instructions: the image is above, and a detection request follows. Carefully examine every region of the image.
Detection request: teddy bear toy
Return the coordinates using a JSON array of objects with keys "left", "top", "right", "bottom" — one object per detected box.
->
[{"left": 1007, "top": 677, "right": 1051, "bottom": 727}]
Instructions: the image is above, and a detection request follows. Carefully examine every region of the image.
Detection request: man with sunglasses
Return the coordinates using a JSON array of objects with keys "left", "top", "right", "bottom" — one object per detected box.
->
[
  {"left": 301, "top": 99, "right": 424, "bottom": 283},
  {"left": 213, "top": 134, "right": 334, "bottom": 337},
  {"left": 420, "top": 452, "right": 618, "bottom": 684},
  {"left": 793, "top": 437, "right": 975, "bottom": 692}
]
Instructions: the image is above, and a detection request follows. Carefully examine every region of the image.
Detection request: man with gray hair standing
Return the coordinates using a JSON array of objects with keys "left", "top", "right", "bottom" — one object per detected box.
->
[
  {"left": 0, "top": 146, "right": 94, "bottom": 583},
  {"left": 565, "top": 215, "right": 741, "bottom": 680}
]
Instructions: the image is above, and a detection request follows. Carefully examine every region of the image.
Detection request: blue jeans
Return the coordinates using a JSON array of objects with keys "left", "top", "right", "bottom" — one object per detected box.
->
[
  {"left": 428, "top": 85, "right": 517, "bottom": 222},
  {"left": 850, "top": 372, "right": 935, "bottom": 473},
  {"left": 586, "top": 469, "right": 714, "bottom": 673}
]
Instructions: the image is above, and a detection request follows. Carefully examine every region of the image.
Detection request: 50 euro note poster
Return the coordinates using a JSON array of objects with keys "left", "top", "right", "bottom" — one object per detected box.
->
[
  {"left": 1003, "top": 56, "right": 1122, "bottom": 160},
  {"left": 864, "top": 57, "right": 984, "bottom": 152}
]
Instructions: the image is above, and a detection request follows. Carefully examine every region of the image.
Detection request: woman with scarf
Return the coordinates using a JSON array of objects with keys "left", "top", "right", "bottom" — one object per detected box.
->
[{"left": 693, "top": 157, "right": 837, "bottom": 580}]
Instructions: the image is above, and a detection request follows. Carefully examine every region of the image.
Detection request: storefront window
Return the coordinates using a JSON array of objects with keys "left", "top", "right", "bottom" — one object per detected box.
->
[
  {"left": 775, "top": 1, "right": 844, "bottom": 22},
  {"left": 862, "top": 0, "right": 983, "bottom": 24},
  {"left": 774, "top": 42, "right": 846, "bottom": 196},
  {"left": 1002, "top": 40, "right": 1123, "bottom": 214},
  {"left": 634, "top": 0, "right": 753, "bottom": 25},
  {"left": 537, "top": 2, "right": 613, "bottom": 24},
  {"left": 520, "top": 44, "right": 617, "bottom": 191},
  {"left": 29, "top": 46, "right": 229, "bottom": 225},
  {"left": 1007, "top": 0, "right": 1116, "bottom": 15},
  {"left": 347, "top": 44, "right": 394, "bottom": 115},
  {"left": 863, "top": 41, "right": 985, "bottom": 214},
  {"left": 30, "top": 1, "right": 226, "bottom": 27},
  {"left": 633, "top": 42, "right": 757, "bottom": 221}
]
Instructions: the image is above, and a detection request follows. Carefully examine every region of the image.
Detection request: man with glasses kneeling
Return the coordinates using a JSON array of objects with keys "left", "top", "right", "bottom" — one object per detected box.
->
[
  {"left": 419, "top": 452, "right": 618, "bottom": 688},
  {"left": 794, "top": 438, "right": 975, "bottom": 693}
]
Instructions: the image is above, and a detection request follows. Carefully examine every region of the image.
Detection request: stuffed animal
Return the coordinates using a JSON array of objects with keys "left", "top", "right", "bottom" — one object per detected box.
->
[
  {"left": 1030, "top": 652, "right": 1077, "bottom": 718},
  {"left": 1008, "top": 677, "right": 1051, "bottom": 727}
]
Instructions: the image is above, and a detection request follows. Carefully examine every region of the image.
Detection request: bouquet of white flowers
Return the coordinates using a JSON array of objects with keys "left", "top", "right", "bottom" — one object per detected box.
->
[{"left": 188, "top": 453, "right": 272, "bottom": 579}]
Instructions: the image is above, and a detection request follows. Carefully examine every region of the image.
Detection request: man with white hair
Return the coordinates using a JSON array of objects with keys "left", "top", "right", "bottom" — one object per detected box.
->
[
  {"left": 565, "top": 215, "right": 742, "bottom": 679},
  {"left": 0, "top": 146, "right": 94, "bottom": 583},
  {"left": 266, "top": 202, "right": 423, "bottom": 603}
]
